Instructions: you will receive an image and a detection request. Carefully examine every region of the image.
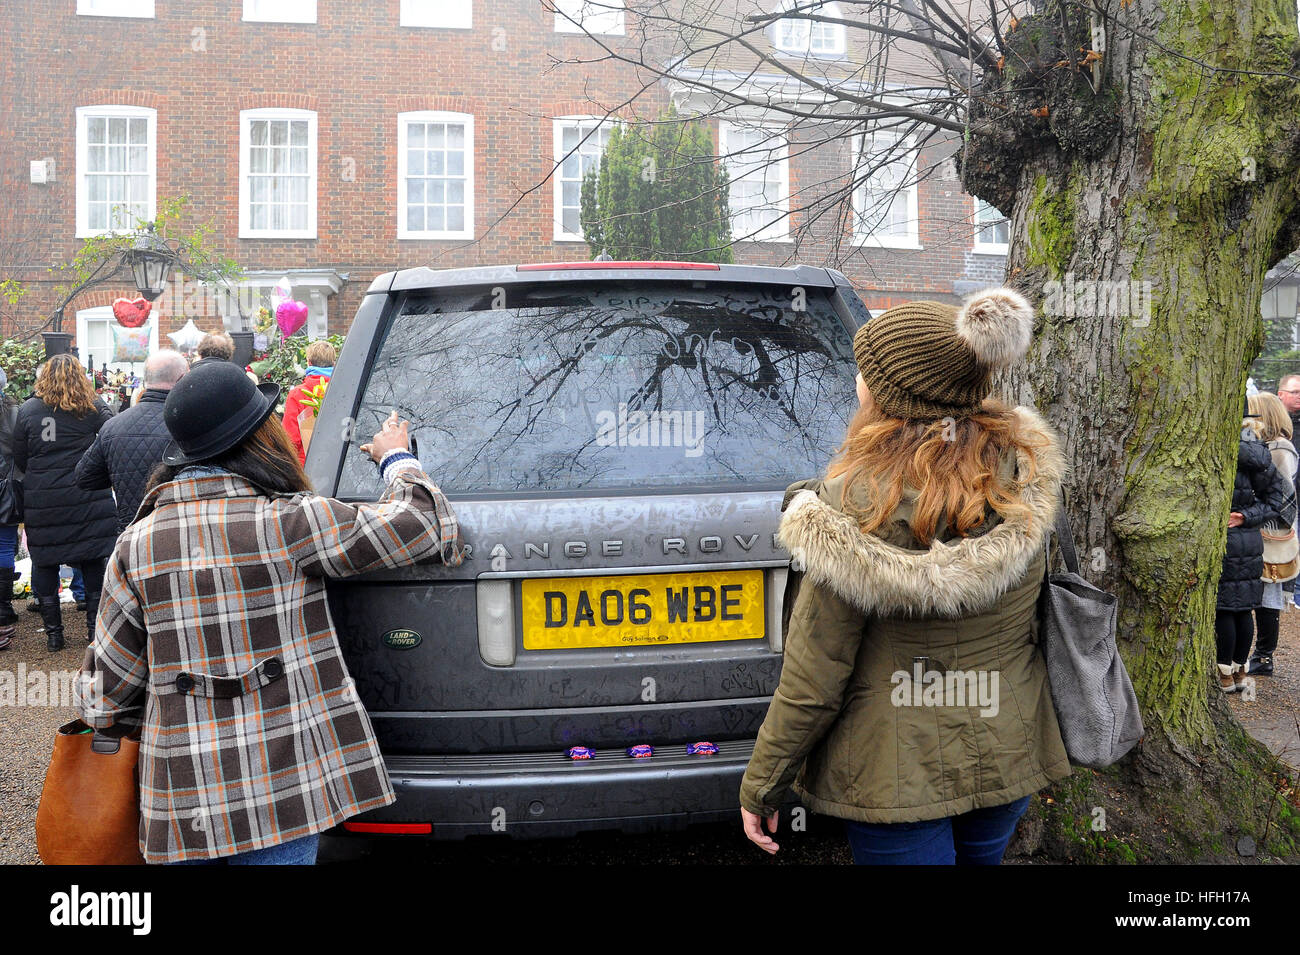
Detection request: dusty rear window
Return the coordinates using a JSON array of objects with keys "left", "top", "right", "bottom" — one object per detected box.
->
[{"left": 336, "top": 281, "right": 858, "bottom": 496}]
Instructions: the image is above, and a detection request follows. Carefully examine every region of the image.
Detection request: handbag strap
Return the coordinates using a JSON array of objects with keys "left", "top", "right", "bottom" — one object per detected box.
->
[
  {"left": 91, "top": 732, "right": 122, "bottom": 755},
  {"left": 1052, "top": 504, "right": 1081, "bottom": 575}
]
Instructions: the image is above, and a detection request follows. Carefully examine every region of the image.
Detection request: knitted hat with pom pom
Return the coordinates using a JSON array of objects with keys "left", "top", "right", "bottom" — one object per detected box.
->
[{"left": 853, "top": 287, "right": 1035, "bottom": 420}]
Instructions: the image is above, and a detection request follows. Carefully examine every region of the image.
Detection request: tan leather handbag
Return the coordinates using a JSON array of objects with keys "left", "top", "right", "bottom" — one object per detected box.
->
[
  {"left": 1261, "top": 525, "right": 1300, "bottom": 583},
  {"left": 36, "top": 718, "right": 145, "bottom": 865}
]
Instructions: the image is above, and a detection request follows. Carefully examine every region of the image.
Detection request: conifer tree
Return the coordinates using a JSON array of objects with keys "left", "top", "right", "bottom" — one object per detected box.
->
[{"left": 580, "top": 108, "right": 733, "bottom": 263}]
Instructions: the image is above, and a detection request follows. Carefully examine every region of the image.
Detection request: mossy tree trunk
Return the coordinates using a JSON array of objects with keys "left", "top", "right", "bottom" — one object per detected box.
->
[
  {"left": 965, "top": 0, "right": 1300, "bottom": 858},
  {"left": 610, "top": 0, "right": 1300, "bottom": 858}
]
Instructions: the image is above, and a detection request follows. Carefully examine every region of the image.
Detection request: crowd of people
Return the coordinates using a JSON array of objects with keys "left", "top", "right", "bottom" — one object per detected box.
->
[
  {"left": 1217, "top": 379, "right": 1300, "bottom": 689},
  {"left": 0, "top": 301, "right": 1294, "bottom": 867},
  {"left": 0, "top": 331, "right": 336, "bottom": 653}
]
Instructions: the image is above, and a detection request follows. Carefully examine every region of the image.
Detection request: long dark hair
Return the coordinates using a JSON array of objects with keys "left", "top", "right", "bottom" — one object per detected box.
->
[{"left": 145, "top": 415, "right": 313, "bottom": 497}]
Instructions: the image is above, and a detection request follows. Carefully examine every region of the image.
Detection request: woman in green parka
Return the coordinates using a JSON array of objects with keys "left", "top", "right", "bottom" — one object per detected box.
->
[{"left": 739, "top": 287, "right": 1072, "bottom": 865}]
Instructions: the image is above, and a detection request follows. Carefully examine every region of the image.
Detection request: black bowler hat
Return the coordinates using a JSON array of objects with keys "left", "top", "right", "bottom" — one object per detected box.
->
[{"left": 162, "top": 359, "right": 281, "bottom": 466}]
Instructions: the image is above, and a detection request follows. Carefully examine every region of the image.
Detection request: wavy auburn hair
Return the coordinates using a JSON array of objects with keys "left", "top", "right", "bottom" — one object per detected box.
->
[
  {"left": 35, "top": 353, "right": 98, "bottom": 417},
  {"left": 827, "top": 393, "right": 1049, "bottom": 546}
]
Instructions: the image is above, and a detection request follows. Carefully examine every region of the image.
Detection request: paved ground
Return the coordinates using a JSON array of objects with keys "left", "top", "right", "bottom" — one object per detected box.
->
[
  {"left": 0, "top": 602, "right": 848, "bottom": 865},
  {"left": 0, "top": 599, "right": 90, "bottom": 866},
  {"left": 1228, "top": 604, "right": 1300, "bottom": 770},
  {"left": 3, "top": 597, "right": 1297, "bottom": 865}
]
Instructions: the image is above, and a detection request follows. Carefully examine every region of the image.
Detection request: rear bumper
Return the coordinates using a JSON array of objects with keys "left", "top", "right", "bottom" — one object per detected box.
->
[{"left": 336, "top": 739, "right": 758, "bottom": 839}]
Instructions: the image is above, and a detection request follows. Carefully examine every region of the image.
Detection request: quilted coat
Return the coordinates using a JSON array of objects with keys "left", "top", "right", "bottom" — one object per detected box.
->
[
  {"left": 740, "top": 405, "right": 1072, "bottom": 823},
  {"left": 13, "top": 396, "right": 117, "bottom": 566},
  {"left": 76, "top": 463, "right": 462, "bottom": 863},
  {"left": 0, "top": 398, "right": 20, "bottom": 525},
  {"left": 1217, "top": 435, "right": 1288, "bottom": 612},
  {"left": 75, "top": 388, "right": 175, "bottom": 532}
]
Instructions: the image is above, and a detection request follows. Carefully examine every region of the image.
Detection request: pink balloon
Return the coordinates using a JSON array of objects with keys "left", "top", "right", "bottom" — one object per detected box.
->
[{"left": 276, "top": 300, "right": 309, "bottom": 337}]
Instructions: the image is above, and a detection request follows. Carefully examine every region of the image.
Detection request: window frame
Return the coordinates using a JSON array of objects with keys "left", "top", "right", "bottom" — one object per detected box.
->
[
  {"left": 238, "top": 107, "right": 318, "bottom": 240},
  {"left": 76, "top": 305, "right": 160, "bottom": 375},
  {"left": 719, "top": 120, "right": 791, "bottom": 243},
  {"left": 76, "top": 0, "right": 155, "bottom": 17},
  {"left": 397, "top": 110, "right": 476, "bottom": 241},
  {"left": 852, "top": 130, "right": 921, "bottom": 250},
  {"left": 553, "top": 0, "right": 626, "bottom": 36},
  {"left": 75, "top": 104, "right": 157, "bottom": 239},
  {"left": 771, "top": 1, "right": 846, "bottom": 57},
  {"left": 241, "top": 0, "right": 317, "bottom": 24},
  {"left": 972, "top": 197, "right": 1009, "bottom": 254},
  {"left": 400, "top": 0, "right": 473, "bottom": 29},
  {"left": 552, "top": 116, "right": 618, "bottom": 242}
]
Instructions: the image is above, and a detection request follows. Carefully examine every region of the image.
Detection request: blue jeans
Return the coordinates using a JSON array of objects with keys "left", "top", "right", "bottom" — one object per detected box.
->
[
  {"left": 0, "top": 525, "right": 15, "bottom": 569},
  {"left": 166, "top": 833, "right": 319, "bottom": 866},
  {"left": 61, "top": 566, "right": 85, "bottom": 601},
  {"left": 844, "top": 796, "right": 1031, "bottom": 865}
]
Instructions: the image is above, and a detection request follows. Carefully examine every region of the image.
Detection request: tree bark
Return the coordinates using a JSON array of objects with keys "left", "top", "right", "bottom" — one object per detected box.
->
[
  {"left": 994, "top": 0, "right": 1300, "bottom": 860},
  {"left": 607, "top": 0, "right": 1300, "bottom": 859}
]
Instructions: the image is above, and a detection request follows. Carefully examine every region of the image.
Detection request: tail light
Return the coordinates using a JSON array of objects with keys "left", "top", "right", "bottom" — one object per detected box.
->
[{"left": 343, "top": 822, "right": 432, "bottom": 835}]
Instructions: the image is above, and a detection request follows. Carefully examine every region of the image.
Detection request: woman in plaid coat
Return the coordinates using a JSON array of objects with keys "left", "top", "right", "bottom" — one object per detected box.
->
[{"left": 76, "top": 360, "right": 461, "bottom": 865}]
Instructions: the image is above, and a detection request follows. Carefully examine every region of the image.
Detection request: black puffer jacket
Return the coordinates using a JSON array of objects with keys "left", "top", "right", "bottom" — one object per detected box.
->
[
  {"left": 75, "top": 389, "right": 173, "bottom": 532},
  {"left": 14, "top": 396, "right": 117, "bottom": 566},
  {"left": 0, "top": 399, "right": 20, "bottom": 526},
  {"left": 1218, "top": 436, "right": 1288, "bottom": 611}
]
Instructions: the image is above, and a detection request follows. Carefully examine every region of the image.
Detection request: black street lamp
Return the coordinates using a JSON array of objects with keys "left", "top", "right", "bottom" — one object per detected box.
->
[
  {"left": 123, "top": 224, "right": 174, "bottom": 302},
  {"left": 45, "top": 224, "right": 178, "bottom": 357},
  {"left": 42, "top": 218, "right": 247, "bottom": 361}
]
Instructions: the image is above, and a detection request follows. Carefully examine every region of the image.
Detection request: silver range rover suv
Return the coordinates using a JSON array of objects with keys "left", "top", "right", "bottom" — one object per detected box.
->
[{"left": 307, "top": 260, "right": 868, "bottom": 839}]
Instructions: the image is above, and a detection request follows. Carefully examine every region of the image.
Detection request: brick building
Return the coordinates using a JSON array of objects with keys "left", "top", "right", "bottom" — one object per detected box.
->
[{"left": 0, "top": 0, "right": 1008, "bottom": 368}]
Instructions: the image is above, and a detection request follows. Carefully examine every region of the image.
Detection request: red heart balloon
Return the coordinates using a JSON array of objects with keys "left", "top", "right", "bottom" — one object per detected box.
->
[{"left": 112, "top": 297, "right": 152, "bottom": 328}]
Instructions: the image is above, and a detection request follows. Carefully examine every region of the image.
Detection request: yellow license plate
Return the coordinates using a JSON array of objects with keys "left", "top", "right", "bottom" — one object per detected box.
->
[{"left": 521, "top": 569, "right": 765, "bottom": 650}]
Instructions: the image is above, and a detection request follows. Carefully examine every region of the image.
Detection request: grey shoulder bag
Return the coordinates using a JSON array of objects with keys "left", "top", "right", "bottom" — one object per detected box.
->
[{"left": 1039, "top": 507, "right": 1144, "bottom": 768}]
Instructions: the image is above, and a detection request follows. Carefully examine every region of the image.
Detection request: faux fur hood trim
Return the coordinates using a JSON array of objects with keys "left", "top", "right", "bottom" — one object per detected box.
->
[{"left": 778, "top": 406, "right": 1066, "bottom": 618}]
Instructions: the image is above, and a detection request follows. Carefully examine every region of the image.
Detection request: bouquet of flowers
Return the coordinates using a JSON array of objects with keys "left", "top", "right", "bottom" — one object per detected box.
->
[
  {"left": 298, "top": 379, "right": 328, "bottom": 452},
  {"left": 300, "top": 379, "right": 328, "bottom": 417},
  {"left": 253, "top": 306, "right": 274, "bottom": 354},
  {"left": 92, "top": 368, "right": 136, "bottom": 409}
]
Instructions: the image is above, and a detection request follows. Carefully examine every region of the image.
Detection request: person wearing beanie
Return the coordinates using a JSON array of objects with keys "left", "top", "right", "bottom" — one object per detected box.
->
[
  {"left": 75, "top": 360, "right": 464, "bottom": 865},
  {"left": 740, "top": 287, "right": 1072, "bottom": 865}
]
